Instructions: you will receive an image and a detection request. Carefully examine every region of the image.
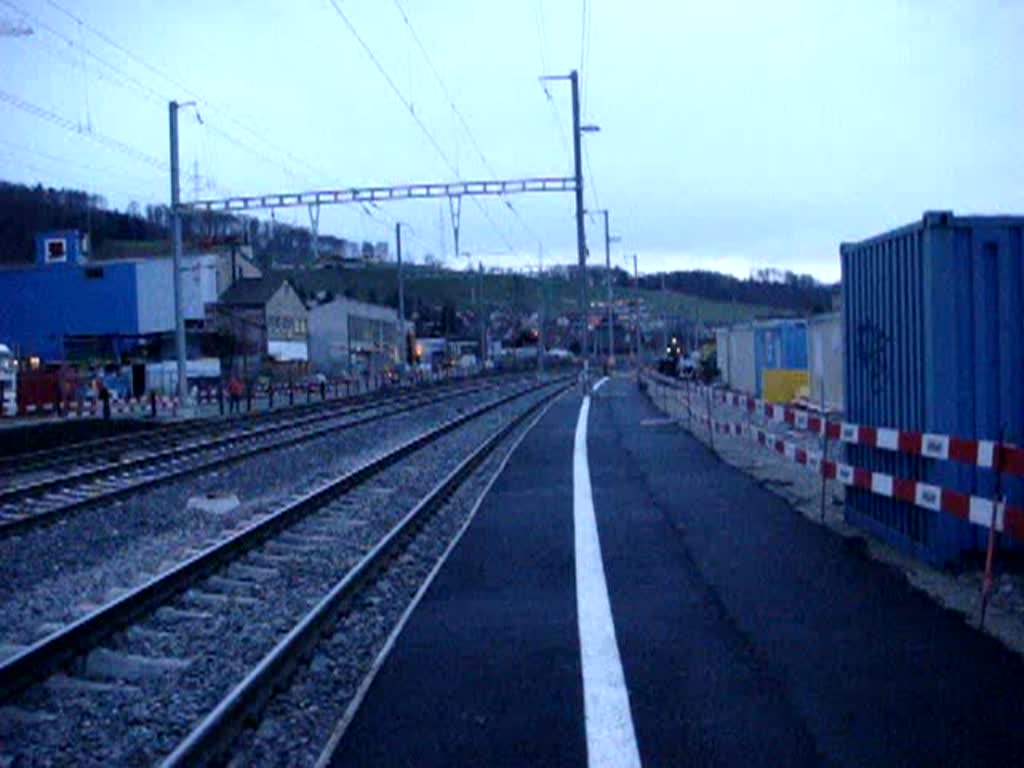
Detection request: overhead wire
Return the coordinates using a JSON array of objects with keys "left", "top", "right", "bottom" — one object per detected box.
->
[
  {"left": 41, "top": 0, "right": 326, "bottom": 186},
  {"left": 391, "top": 0, "right": 542, "bottom": 245},
  {"left": 0, "top": 136, "right": 161, "bottom": 187},
  {"left": 1, "top": 0, "right": 168, "bottom": 108},
  {"left": 578, "top": 0, "right": 601, "bottom": 217},
  {"left": 533, "top": 0, "right": 573, "bottom": 171},
  {"left": 325, "top": 0, "right": 518, "bottom": 255},
  {"left": 0, "top": 87, "right": 167, "bottom": 171}
]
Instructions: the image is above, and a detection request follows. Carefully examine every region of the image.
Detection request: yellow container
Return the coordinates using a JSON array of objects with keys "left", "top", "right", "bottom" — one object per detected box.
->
[{"left": 761, "top": 369, "right": 809, "bottom": 403}]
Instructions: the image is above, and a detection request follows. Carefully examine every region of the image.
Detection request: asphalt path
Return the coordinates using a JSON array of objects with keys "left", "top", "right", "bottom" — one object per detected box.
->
[{"left": 331, "top": 376, "right": 1024, "bottom": 767}]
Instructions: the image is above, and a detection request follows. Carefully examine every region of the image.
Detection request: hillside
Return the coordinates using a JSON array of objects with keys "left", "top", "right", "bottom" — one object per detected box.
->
[
  {"left": 280, "top": 263, "right": 783, "bottom": 326},
  {"left": 1, "top": 179, "right": 832, "bottom": 322}
]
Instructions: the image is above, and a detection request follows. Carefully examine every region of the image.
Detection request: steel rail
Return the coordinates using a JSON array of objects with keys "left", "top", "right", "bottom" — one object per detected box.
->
[
  {"left": 160, "top": 380, "right": 569, "bottom": 767},
  {"left": 0, "top": 380, "right": 413, "bottom": 479},
  {"left": 0, "top": 379, "right": 483, "bottom": 502},
  {"left": 0, "top": 378, "right": 507, "bottom": 539},
  {"left": 0, "top": 377, "right": 567, "bottom": 702}
]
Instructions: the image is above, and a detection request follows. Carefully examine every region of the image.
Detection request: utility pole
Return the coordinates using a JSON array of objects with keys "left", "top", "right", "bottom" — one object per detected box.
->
[
  {"left": 570, "top": 70, "right": 587, "bottom": 376},
  {"left": 168, "top": 101, "right": 188, "bottom": 407},
  {"left": 633, "top": 253, "right": 639, "bottom": 371},
  {"left": 478, "top": 261, "right": 486, "bottom": 366},
  {"left": 605, "top": 212, "right": 613, "bottom": 367},
  {"left": 538, "top": 242, "right": 546, "bottom": 374},
  {"left": 660, "top": 272, "right": 668, "bottom": 356},
  {"left": 396, "top": 222, "right": 406, "bottom": 366},
  {"left": 543, "top": 70, "right": 591, "bottom": 375},
  {"left": 396, "top": 222, "right": 405, "bottom": 324}
]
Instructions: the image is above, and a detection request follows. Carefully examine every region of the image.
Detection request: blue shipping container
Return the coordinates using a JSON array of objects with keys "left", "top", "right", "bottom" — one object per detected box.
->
[
  {"left": 841, "top": 210, "right": 1024, "bottom": 565},
  {"left": 753, "top": 319, "right": 808, "bottom": 396}
]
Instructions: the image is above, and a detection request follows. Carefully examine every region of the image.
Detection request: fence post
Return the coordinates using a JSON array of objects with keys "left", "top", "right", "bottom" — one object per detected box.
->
[
  {"left": 686, "top": 381, "right": 693, "bottom": 432},
  {"left": 246, "top": 384, "right": 252, "bottom": 413},
  {"left": 705, "top": 385, "right": 715, "bottom": 450},
  {"left": 151, "top": 390, "right": 159, "bottom": 419},
  {"left": 819, "top": 377, "right": 830, "bottom": 522},
  {"left": 979, "top": 427, "right": 1006, "bottom": 629}
]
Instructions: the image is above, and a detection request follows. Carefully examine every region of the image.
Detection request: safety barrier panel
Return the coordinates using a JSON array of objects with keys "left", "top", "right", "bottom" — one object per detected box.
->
[
  {"left": 664, "top": 375, "right": 1024, "bottom": 475},
  {"left": 641, "top": 372, "right": 1023, "bottom": 540},
  {"left": 22, "top": 397, "right": 180, "bottom": 418}
]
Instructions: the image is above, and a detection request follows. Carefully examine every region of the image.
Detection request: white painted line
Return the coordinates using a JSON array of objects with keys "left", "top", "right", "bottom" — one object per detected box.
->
[
  {"left": 593, "top": 376, "right": 610, "bottom": 392},
  {"left": 574, "top": 396, "right": 642, "bottom": 768}
]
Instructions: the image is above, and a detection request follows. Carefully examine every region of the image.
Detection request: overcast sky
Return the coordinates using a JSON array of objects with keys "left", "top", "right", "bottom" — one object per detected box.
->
[{"left": 1, "top": 1, "right": 1022, "bottom": 282}]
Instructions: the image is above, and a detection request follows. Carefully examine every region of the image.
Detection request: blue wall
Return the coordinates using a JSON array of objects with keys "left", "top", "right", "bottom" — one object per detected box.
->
[
  {"left": 842, "top": 211, "right": 1024, "bottom": 565},
  {"left": 0, "top": 261, "right": 140, "bottom": 360}
]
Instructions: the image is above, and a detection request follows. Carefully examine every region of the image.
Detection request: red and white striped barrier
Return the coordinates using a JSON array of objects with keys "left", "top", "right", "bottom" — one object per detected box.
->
[
  {"left": 20, "top": 396, "right": 180, "bottom": 418},
  {"left": 643, "top": 374, "right": 1024, "bottom": 541},
  {"left": 649, "top": 373, "right": 1024, "bottom": 476}
]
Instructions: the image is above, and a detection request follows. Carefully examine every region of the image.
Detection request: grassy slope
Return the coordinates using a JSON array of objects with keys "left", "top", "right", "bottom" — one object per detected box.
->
[{"left": 336, "top": 264, "right": 785, "bottom": 323}]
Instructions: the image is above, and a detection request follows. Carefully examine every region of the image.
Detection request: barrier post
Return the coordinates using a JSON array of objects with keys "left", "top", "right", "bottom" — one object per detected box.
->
[
  {"left": 819, "top": 377, "right": 830, "bottom": 522},
  {"left": 705, "top": 385, "right": 715, "bottom": 450},
  {"left": 151, "top": 390, "right": 158, "bottom": 419},
  {"left": 268, "top": 385, "right": 274, "bottom": 409},
  {"left": 246, "top": 384, "right": 252, "bottom": 413},
  {"left": 0, "top": 380, "right": 4, "bottom": 418},
  {"left": 686, "top": 381, "right": 693, "bottom": 431},
  {"left": 979, "top": 429, "right": 1006, "bottom": 629}
]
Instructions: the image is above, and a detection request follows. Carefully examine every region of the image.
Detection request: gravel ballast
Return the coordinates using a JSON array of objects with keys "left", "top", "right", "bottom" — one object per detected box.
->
[
  {"left": 0, "top": 381, "right": 564, "bottom": 767},
  {"left": 230, "top": 392, "right": 561, "bottom": 768},
  {"left": 0, "top": 378, "right": 539, "bottom": 652}
]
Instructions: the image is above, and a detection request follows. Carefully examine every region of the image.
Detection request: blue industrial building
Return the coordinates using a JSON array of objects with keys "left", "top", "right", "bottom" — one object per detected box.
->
[{"left": 0, "top": 230, "right": 215, "bottom": 362}]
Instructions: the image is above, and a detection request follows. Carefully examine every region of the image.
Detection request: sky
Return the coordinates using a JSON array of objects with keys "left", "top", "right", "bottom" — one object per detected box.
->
[{"left": 1, "top": 0, "right": 1022, "bottom": 283}]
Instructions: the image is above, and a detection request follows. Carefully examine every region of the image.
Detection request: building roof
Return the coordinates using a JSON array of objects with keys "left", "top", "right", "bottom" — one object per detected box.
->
[{"left": 218, "top": 275, "right": 287, "bottom": 306}]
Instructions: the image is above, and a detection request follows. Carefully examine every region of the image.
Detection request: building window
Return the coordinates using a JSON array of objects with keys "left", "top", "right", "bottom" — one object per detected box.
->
[
  {"left": 84, "top": 266, "right": 104, "bottom": 279},
  {"left": 44, "top": 238, "right": 67, "bottom": 263}
]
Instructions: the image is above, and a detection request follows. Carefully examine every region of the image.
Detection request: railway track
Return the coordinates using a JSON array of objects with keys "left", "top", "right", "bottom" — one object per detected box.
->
[
  {"left": 0, "top": 376, "right": 515, "bottom": 539},
  {"left": 0, "top": 376, "right": 486, "bottom": 484},
  {"left": 0, "top": 377, "right": 568, "bottom": 766}
]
